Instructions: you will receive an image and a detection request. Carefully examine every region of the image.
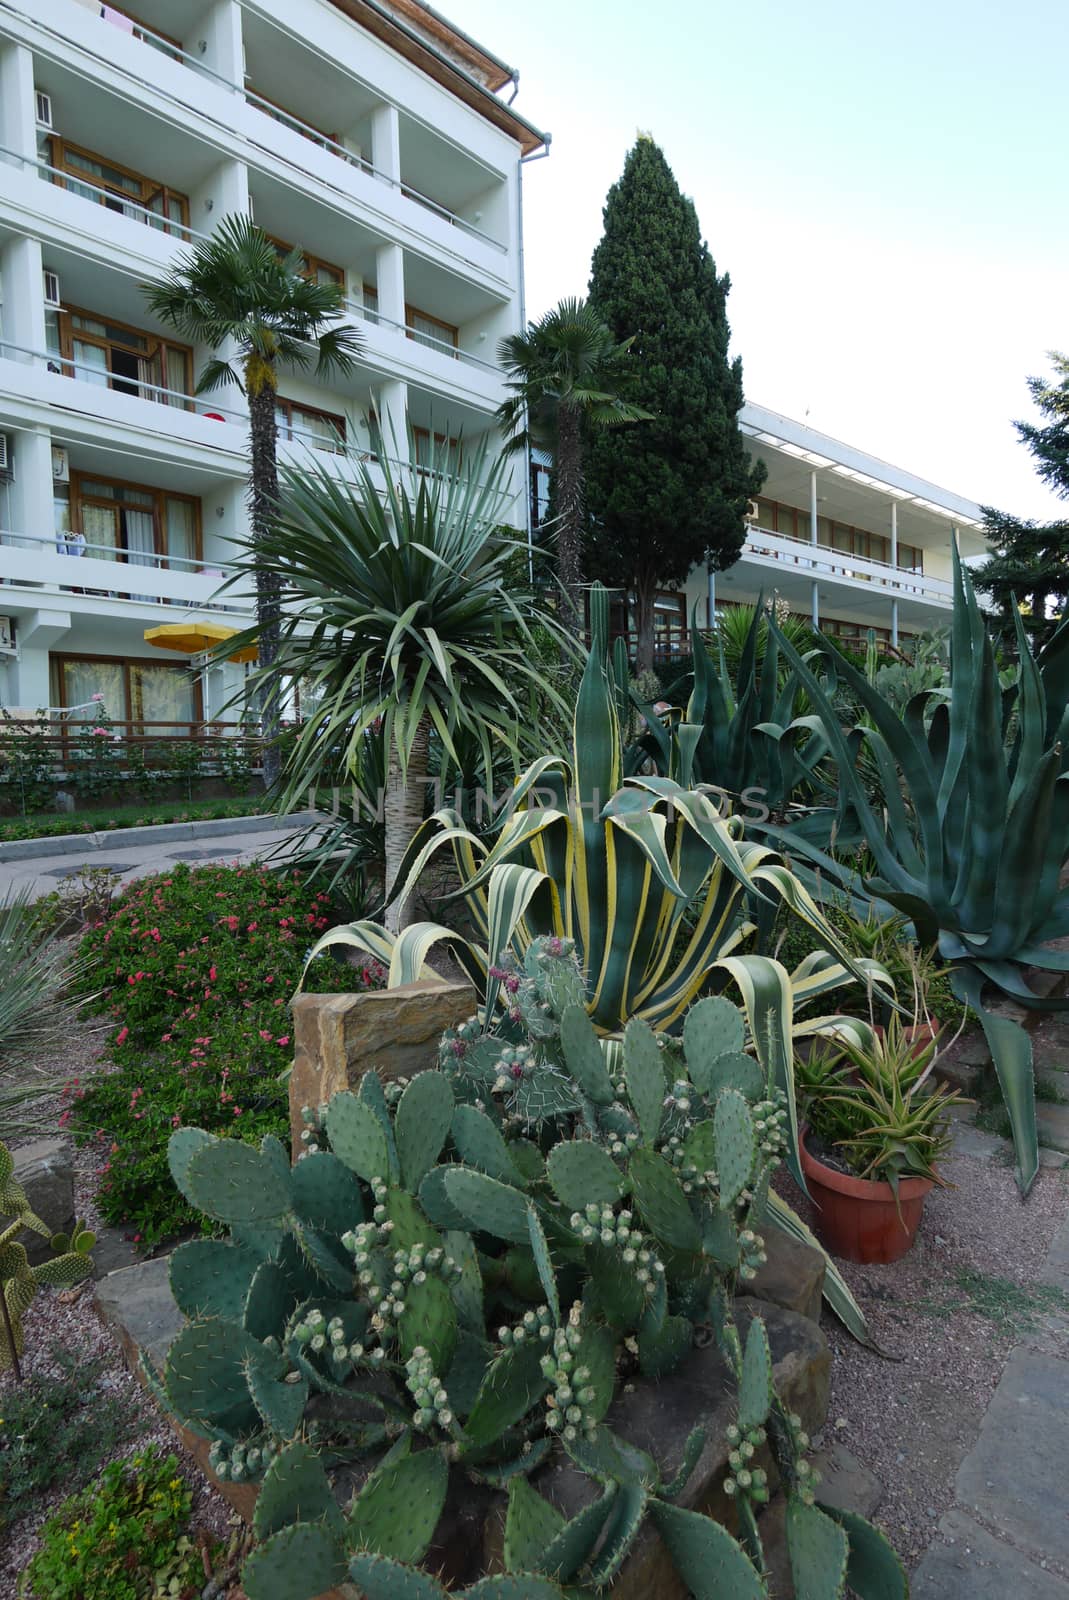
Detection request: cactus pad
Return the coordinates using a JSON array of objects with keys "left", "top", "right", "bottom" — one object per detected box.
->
[
  {"left": 348, "top": 1553, "right": 449, "bottom": 1600},
  {"left": 242, "top": 1521, "right": 348, "bottom": 1600},
  {"left": 349, "top": 1445, "right": 448, "bottom": 1564},
  {"left": 168, "top": 1239, "right": 259, "bottom": 1322},
  {"left": 707, "top": 1051, "right": 766, "bottom": 1103},
  {"left": 526, "top": 1205, "right": 560, "bottom": 1327},
  {"left": 589, "top": 1479, "right": 647, "bottom": 1586},
  {"left": 395, "top": 1071, "right": 454, "bottom": 1189},
  {"left": 444, "top": 1228, "right": 483, "bottom": 1332},
  {"left": 253, "top": 1442, "right": 342, "bottom": 1541},
  {"left": 463, "top": 1339, "right": 548, "bottom": 1449},
  {"left": 184, "top": 1140, "right": 291, "bottom": 1224},
  {"left": 540, "top": 1484, "right": 618, "bottom": 1582},
  {"left": 246, "top": 1358, "right": 308, "bottom": 1441},
  {"left": 397, "top": 1274, "right": 457, "bottom": 1372},
  {"left": 418, "top": 1166, "right": 469, "bottom": 1231},
  {"left": 623, "top": 1017, "right": 666, "bottom": 1145},
  {"left": 443, "top": 1169, "right": 533, "bottom": 1245},
  {"left": 785, "top": 1497, "right": 849, "bottom": 1600},
  {"left": 166, "top": 1318, "right": 273, "bottom": 1437},
  {"left": 737, "top": 1316, "right": 773, "bottom": 1431},
  {"left": 559, "top": 1004, "right": 614, "bottom": 1104},
  {"left": 326, "top": 1091, "right": 389, "bottom": 1181},
  {"left": 649, "top": 1499, "right": 765, "bottom": 1599},
  {"left": 683, "top": 995, "right": 745, "bottom": 1075},
  {"left": 504, "top": 1476, "right": 564, "bottom": 1573},
  {"left": 628, "top": 1148, "right": 701, "bottom": 1253},
  {"left": 659, "top": 1424, "right": 706, "bottom": 1502},
  {"left": 713, "top": 1089, "right": 755, "bottom": 1210},
  {"left": 167, "top": 1126, "right": 217, "bottom": 1202},
  {"left": 637, "top": 1313, "right": 692, "bottom": 1378},
  {"left": 546, "top": 1140, "right": 626, "bottom": 1213},
  {"left": 290, "top": 1151, "right": 364, "bottom": 1237},
  {"left": 462, "top": 1579, "right": 567, "bottom": 1600},
  {"left": 451, "top": 1105, "right": 526, "bottom": 1187},
  {"left": 814, "top": 1503, "right": 909, "bottom": 1598}
]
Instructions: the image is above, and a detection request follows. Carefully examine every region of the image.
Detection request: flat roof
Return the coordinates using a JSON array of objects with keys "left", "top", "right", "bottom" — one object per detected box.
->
[
  {"left": 742, "top": 402, "right": 985, "bottom": 529},
  {"left": 327, "top": 0, "right": 548, "bottom": 155}
]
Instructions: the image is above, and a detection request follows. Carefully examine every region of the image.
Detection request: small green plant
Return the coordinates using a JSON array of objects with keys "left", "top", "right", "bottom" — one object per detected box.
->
[
  {"left": 1, "top": 1142, "right": 94, "bottom": 1379},
  {"left": 19, "top": 1447, "right": 202, "bottom": 1600},
  {"left": 0, "top": 711, "right": 56, "bottom": 815},
  {"left": 70, "top": 707, "right": 125, "bottom": 801},
  {"left": 216, "top": 734, "right": 254, "bottom": 794},
  {"left": 0, "top": 1346, "right": 144, "bottom": 1530},
  {"left": 163, "top": 739, "right": 204, "bottom": 801}
]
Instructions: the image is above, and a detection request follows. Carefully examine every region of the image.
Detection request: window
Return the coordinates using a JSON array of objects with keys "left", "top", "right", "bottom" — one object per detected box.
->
[
  {"left": 405, "top": 306, "right": 459, "bottom": 356},
  {"left": 38, "top": 135, "right": 189, "bottom": 236},
  {"left": 276, "top": 398, "right": 347, "bottom": 454},
  {"left": 412, "top": 427, "right": 461, "bottom": 472},
  {"left": 67, "top": 473, "right": 201, "bottom": 569},
  {"left": 361, "top": 286, "right": 380, "bottom": 323},
  {"left": 756, "top": 496, "right": 924, "bottom": 573},
  {"left": 99, "top": 6, "right": 184, "bottom": 60},
  {"left": 46, "top": 304, "right": 192, "bottom": 406},
  {"left": 54, "top": 653, "right": 202, "bottom": 736},
  {"left": 266, "top": 235, "right": 345, "bottom": 288}
]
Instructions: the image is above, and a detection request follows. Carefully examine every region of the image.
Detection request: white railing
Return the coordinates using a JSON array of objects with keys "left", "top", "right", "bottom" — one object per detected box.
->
[
  {"left": 745, "top": 524, "right": 954, "bottom": 605},
  {"left": 0, "top": 142, "right": 205, "bottom": 243},
  {"left": 344, "top": 299, "right": 500, "bottom": 375},
  {"left": 0, "top": 528, "right": 252, "bottom": 609}
]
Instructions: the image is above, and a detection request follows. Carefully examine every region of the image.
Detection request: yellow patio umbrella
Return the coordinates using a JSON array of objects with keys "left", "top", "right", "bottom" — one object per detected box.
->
[{"left": 143, "top": 621, "right": 258, "bottom": 664}]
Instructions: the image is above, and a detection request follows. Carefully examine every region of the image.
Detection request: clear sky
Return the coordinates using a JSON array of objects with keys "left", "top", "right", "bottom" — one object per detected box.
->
[{"left": 448, "top": 0, "right": 1068, "bottom": 520}]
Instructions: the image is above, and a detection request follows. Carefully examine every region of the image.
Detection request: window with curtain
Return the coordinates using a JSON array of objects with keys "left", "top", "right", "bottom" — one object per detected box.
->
[
  {"left": 59, "top": 657, "right": 125, "bottom": 722},
  {"left": 70, "top": 474, "right": 201, "bottom": 570},
  {"left": 164, "top": 498, "right": 196, "bottom": 569},
  {"left": 130, "top": 661, "right": 196, "bottom": 734},
  {"left": 276, "top": 399, "right": 346, "bottom": 454},
  {"left": 406, "top": 307, "right": 458, "bottom": 354},
  {"left": 57, "top": 656, "right": 201, "bottom": 734}
]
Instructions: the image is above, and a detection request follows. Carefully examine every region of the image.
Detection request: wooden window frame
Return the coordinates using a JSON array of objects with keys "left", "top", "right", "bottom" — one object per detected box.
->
[
  {"left": 51, "top": 304, "right": 193, "bottom": 406},
  {"left": 40, "top": 135, "right": 189, "bottom": 234},
  {"left": 249, "top": 88, "right": 338, "bottom": 148},
  {"left": 70, "top": 470, "right": 202, "bottom": 568},
  {"left": 275, "top": 397, "right": 348, "bottom": 453},
  {"left": 265, "top": 233, "right": 345, "bottom": 287},
  {"left": 53, "top": 651, "right": 204, "bottom": 736},
  {"left": 758, "top": 495, "right": 924, "bottom": 573},
  {"left": 405, "top": 304, "right": 459, "bottom": 354},
  {"left": 412, "top": 425, "right": 462, "bottom": 471}
]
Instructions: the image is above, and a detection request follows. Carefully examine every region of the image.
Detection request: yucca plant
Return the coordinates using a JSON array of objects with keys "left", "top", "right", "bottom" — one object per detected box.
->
[
  {"left": 764, "top": 546, "right": 1069, "bottom": 1194},
  {"left": 308, "top": 585, "right": 893, "bottom": 1193},
  {"left": 224, "top": 440, "right": 567, "bottom": 931}
]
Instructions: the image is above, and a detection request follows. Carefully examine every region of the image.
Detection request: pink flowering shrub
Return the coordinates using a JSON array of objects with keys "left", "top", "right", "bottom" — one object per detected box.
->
[{"left": 69, "top": 863, "right": 385, "bottom": 1244}]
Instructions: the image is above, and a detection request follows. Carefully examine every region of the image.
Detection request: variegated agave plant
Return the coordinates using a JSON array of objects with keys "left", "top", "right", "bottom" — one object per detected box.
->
[{"left": 305, "top": 585, "right": 892, "bottom": 1193}]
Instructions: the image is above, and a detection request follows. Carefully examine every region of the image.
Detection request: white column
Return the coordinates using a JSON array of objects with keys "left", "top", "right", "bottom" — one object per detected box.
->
[
  {"left": 1, "top": 234, "right": 46, "bottom": 362},
  {"left": 375, "top": 379, "right": 408, "bottom": 463},
  {"left": 890, "top": 500, "right": 899, "bottom": 646},
  {"left": 371, "top": 103, "right": 401, "bottom": 184},
  {"left": 707, "top": 566, "right": 717, "bottom": 629},
  {"left": 9, "top": 426, "right": 53, "bottom": 548},
  {"left": 374, "top": 242, "right": 405, "bottom": 330},
  {"left": 810, "top": 469, "right": 819, "bottom": 627},
  {"left": 191, "top": 0, "right": 244, "bottom": 89},
  {"left": 0, "top": 40, "right": 37, "bottom": 168}
]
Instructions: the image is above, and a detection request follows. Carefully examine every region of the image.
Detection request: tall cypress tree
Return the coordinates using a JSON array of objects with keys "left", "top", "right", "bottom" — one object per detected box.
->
[
  {"left": 585, "top": 136, "right": 764, "bottom": 671},
  {"left": 974, "top": 353, "right": 1069, "bottom": 652}
]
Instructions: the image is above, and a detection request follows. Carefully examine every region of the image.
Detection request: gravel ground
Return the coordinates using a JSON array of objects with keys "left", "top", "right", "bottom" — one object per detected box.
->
[{"left": 789, "top": 1122, "right": 1069, "bottom": 1571}]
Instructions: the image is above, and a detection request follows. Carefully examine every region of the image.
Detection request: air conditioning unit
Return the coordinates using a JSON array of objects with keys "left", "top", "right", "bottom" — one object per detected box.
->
[
  {"left": 35, "top": 91, "right": 53, "bottom": 129},
  {"left": 51, "top": 445, "right": 69, "bottom": 483},
  {"left": 0, "top": 618, "right": 14, "bottom": 652},
  {"left": 43, "top": 270, "right": 61, "bottom": 309},
  {"left": 0, "top": 434, "right": 10, "bottom": 476},
  {"left": 744, "top": 499, "right": 760, "bottom": 522}
]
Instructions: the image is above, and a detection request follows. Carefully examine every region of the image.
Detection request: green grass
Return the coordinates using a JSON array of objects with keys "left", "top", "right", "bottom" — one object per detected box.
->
[
  {"left": 0, "top": 794, "right": 268, "bottom": 843},
  {"left": 916, "top": 1268, "right": 1069, "bottom": 1335}
]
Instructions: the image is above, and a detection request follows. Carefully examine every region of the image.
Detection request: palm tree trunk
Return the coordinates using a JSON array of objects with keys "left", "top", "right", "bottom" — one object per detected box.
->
[
  {"left": 555, "top": 401, "right": 584, "bottom": 637},
  {"left": 246, "top": 374, "right": 283, "bottom": 793},
  {"left": 384, "top": 715, "right": 430, "bottom": 935},
  {"left": 634, "top": 582, "right": 656, "bottom": 675}
]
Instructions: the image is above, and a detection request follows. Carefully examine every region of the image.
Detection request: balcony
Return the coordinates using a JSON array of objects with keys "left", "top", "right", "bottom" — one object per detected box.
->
[
  {"left": 741, "top": 525, "right": 954, "bottom": 607},
  {"left": 0, "top": 528, "right": 252, "bottom": 613}
]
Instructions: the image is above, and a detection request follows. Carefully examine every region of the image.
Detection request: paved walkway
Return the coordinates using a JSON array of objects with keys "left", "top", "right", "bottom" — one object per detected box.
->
[
  {"left": 0, "top": 818, "right": 311, "bottom": 900},
  {"left": 912, "top": 1212, "right": 1069, "bottom": 1598}
]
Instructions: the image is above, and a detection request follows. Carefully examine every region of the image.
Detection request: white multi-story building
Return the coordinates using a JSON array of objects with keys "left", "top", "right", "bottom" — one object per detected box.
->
[
  {"left": 0, "top": 0, "right": 544, "bottom": 732},
  {"left": 532, "top": 406, "right": 989, "bottom": 661}
]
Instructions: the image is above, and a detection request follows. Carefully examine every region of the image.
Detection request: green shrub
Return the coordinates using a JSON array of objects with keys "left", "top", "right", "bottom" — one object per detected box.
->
[
  {"left": 0, "top": 1346, "right": 144, "bottom": 1530},
  {"left": 69, "top": 863, "right": 385, "bottom": 1245},
  {"left": 21, "top": 1447, "right": 204, "bottom": 1600}
]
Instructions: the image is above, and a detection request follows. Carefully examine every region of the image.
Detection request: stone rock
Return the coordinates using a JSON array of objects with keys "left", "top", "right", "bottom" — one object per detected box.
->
[
  {"left": 289, "top": 978, "right": 476, "bottom": 1155},
  {"left": 742, "top": 1224, "right": 825, "bottom": 1322},
  {"left": 808, "top": 1440, "right": 882, "bottom": 1517},
  {"left": 1036, "top": 1102, "right": 1069, "bottom": 1154},
  {"left": 94, "top": 1255, "right": 183, "bottom": 1376},
  {"left": 912, "top": 1510, "right": 1069, "bottom": 1600},
  {"left": 13, "top": 1137, "right": 74, "bottom": 1264},
  {"left": 484, "top": 1300, "right": 831, "bottom": 1599}
]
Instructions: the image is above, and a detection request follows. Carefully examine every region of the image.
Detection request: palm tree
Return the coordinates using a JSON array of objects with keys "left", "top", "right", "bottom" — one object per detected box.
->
[
  {"left": 230, "top": 438, "right": 566, "bottom": 933},
  {"left": 144, "top": 215, "right": 363, "bottom": 789},
  {"left": 497, "top": 298, "right": 649, "bottom": 636}
]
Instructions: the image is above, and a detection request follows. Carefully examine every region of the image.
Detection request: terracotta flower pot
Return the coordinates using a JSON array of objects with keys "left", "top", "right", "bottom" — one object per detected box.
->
[
  {"left": 799, "top": 1124, "right": 934, "bottom": 1265},
  {"left": 871, "top": 1020, "right": 940, "bottom": 1060}
]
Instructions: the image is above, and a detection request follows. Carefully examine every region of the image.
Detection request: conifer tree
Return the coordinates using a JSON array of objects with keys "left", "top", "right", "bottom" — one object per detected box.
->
[
  {"left": 975, "top": 353, "right": 1069, "bottom": 652},
  {"left": 585, "top": 136, "right": 764, "bottom": 670}
]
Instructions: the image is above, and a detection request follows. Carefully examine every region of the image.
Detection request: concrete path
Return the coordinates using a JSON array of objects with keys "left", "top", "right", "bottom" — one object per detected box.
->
[
  {"left": 0, "top": 812, "right": 317, "bottom": 900},
  {"left": 912, "top": 1192, "right": 1069, "bottom": 1596}
]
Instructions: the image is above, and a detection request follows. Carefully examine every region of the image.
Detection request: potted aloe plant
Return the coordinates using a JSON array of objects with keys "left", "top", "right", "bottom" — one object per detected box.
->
[{"left": 795, "top": 1011, "right": 962, "bottom": 1263}]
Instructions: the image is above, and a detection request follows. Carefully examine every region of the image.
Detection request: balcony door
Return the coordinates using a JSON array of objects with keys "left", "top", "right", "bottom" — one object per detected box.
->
[{"left": 68, "top": 474, "right": 201, "bottom": 586}]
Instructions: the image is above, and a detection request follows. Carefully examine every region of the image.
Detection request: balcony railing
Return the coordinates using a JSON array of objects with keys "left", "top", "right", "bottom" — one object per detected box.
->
[
  {"left": 0, "top": 141, "right": 205, "bottom": 243},
  {"left": 344, "top": 299, "right": 500, "bottom": 375},
  {"left": 0, "top": 529, "right": 250, "bottom": 611},
  {"left": 744, "top": 525, "right": 954, "bottom": 605}
]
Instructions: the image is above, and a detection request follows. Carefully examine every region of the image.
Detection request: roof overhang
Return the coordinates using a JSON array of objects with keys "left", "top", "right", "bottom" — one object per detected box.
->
[{"left": 327, "top": 0, "right": 547, "bottom": 155}]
